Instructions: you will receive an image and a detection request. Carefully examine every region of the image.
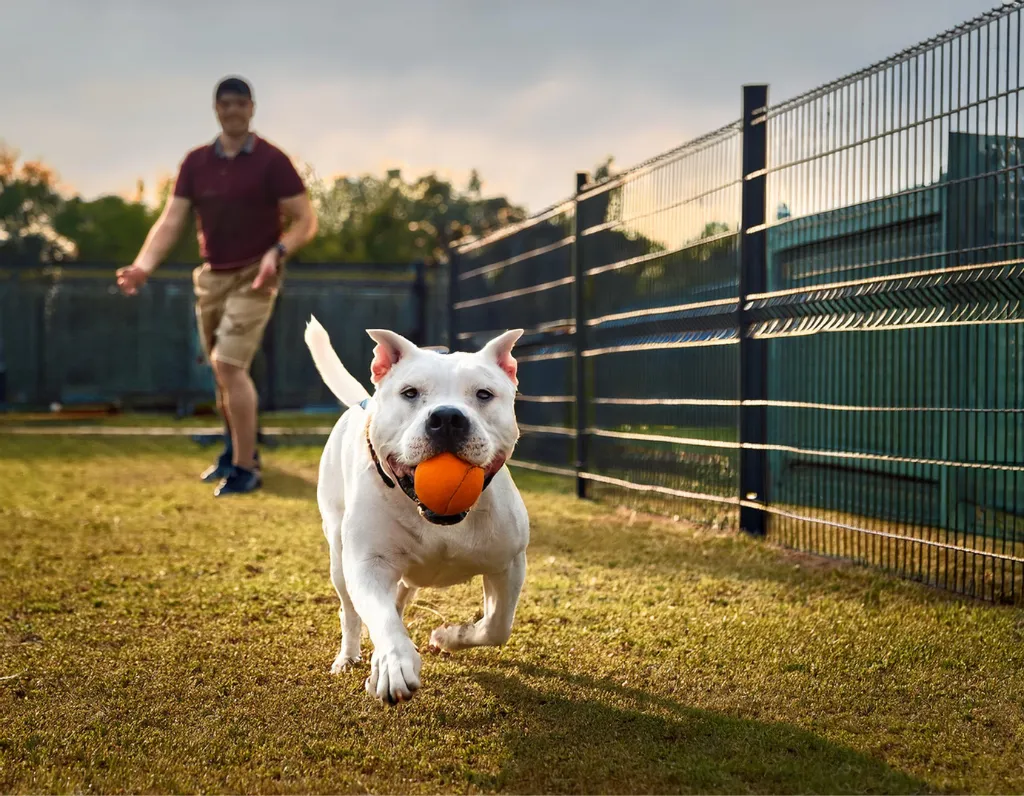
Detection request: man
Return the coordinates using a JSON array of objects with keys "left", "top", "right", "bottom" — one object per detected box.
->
[{"left": 116, "top": 76, "right": 317, "bottom": 496}]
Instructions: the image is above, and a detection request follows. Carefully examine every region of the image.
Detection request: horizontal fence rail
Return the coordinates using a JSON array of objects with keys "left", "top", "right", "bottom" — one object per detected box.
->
[{"left": 452, "top": 1, "right": 1024, "bottom": 604}]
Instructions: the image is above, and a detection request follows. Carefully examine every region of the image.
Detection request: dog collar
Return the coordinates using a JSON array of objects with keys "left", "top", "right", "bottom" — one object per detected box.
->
[{"left": 359, "top": 398, "right": 494, "bottom": 526}]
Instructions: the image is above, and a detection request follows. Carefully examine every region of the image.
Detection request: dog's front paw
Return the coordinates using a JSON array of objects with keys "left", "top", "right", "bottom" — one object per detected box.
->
[{"left": 365, "top": 640, "right": 421, "bottom": 704}]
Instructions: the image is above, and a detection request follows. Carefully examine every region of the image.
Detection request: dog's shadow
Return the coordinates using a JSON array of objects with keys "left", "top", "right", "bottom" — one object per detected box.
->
[
  {"left": 261, "top": 467, "right": 318, "bottom": 501},
  {"left": 451, "top": 659, "right": 931, "bottom": 794}
]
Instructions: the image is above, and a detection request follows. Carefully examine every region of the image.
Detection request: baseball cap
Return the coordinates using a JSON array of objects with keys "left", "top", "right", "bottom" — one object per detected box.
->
[{"left": 215, "top": 76, "right": 253, "bottom": 101}]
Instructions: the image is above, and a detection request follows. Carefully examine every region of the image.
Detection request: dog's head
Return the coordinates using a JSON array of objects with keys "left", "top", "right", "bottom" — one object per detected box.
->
[{"left": 365, "top": 328, "right": 524, "bottom": 490}]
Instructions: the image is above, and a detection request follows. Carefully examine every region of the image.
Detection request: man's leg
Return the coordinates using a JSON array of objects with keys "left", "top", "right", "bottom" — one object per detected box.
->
[
  {"left": 194, "top": 265, "right": 235, "bottom": 483},
  {"left": 215, "top": 381, "right": 233, "bottom": 459},
  {"left": 208, "top": 264, "right": 278, "bottom": 496},
  {"left": 212, "top": 359, "right": 258, "bottom": 470},
  {"left": 198, "top": 379, "right": 237, "bottom": 482}
]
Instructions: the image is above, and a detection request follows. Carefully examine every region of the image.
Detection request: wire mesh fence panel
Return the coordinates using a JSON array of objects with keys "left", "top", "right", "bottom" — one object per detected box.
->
[
  {"left": 265, "top": 275, "right": 423, "bottom": 410},
  {"left": 579, "top": 126, "right": 743, "bottom": 526},
  {"left": 0, "top": 263, "right": 442, "bottom": 415},
  {"left": 0, "top": 267, "right": 209, "bottom": 410},
  {"left": 450, "top": 2, "right": 1024, "bottom": 603},
  {"left": 760, "top": 3, "right": 1024, "bottom": 602},
  {"left": 453, "top": 203, "right": 577, "bottom": 475}
]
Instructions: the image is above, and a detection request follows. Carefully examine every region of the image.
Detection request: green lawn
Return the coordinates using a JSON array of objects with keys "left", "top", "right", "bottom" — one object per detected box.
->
[
  {"left": 1, "top": 436, "right": 1022, "bottom": 794},
  {"left": 0, "top": 410, "right": 337, "bottom": 430}
]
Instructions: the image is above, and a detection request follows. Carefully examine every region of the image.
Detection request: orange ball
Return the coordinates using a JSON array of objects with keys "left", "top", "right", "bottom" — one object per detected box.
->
[{"left": 414, "top": 452, "right": 485, "bottom": 516}]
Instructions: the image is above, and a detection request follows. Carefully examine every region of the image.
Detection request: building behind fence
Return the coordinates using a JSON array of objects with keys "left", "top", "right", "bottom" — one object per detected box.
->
[{"left": 450, "top": 2, "right": 1024, "bottom": 604}]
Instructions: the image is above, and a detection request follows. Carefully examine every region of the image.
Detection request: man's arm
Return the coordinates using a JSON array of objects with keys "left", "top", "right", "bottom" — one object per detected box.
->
[
  {"left": 251, "top": 193, "right": 316, "bottom": 291},
  {"left": 133, "top": 196, "right": 192, "bottom": 274},
  {"left": 117, "top": 195, "right": 192, "bottom": 296},
  {"left": 251, "top": 151, "right": 317, "bottom": 290},
  {"left": 277, "top": 192, "right": 318, "bottom": 257}
]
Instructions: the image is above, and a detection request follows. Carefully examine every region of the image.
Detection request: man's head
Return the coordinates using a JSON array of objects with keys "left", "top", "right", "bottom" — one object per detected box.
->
[{"left": 214, "top": 76, "right": 254, "bottom": 137}]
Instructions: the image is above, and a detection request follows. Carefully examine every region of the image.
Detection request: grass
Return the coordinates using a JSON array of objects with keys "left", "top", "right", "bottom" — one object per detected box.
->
[
  {"left": 1, "top": 436, "right": 1023, "bottom": 794},
  {"left": 0, "top": 410, "right": 335, "bottom": 430}
]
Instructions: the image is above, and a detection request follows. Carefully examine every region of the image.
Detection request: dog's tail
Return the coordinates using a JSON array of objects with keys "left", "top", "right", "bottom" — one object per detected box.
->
[{"left": 303, "top": 315, "right": 372, "bottom": 408}]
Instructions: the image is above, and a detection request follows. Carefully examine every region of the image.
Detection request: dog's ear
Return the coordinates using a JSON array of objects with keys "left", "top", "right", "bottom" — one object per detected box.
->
[
  {"left": 480, "top": 329, "right": 524, "bottom": 386},
  {"left": 366, "top": 329, "right": 417, "bottom": 384}
]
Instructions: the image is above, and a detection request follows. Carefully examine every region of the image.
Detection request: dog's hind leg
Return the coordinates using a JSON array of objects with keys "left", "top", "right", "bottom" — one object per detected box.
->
[
  {"left": 429, "top": 551, "right": 526, "bottom": 652},
  {"left": 396, "top": 580, "right": 419, "bottom": 619},
  {"left": 326, "top": 522, "right": 364, "bottom": 672}
]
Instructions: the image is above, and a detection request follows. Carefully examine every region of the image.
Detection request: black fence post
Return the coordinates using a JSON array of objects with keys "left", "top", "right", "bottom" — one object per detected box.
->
[
  {"left": 739, "top": 84, "right": 769, "bottom": 536},
  {"left": 572, "top": 171, "right": 589, "bottom": 499},
  {"left": 447, "top": 247, "right": 460, "bottom": 353}
]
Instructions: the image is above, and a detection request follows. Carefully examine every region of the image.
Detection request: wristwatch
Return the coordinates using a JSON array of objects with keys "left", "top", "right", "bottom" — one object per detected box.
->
[{"left": 272, "top": 241, "right": 287, "bottom": 266}]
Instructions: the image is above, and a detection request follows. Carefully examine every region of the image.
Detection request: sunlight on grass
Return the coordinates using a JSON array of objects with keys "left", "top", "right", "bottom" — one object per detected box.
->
[{"left": 1, "top": 437, "right": 1022, "bottom": 793}]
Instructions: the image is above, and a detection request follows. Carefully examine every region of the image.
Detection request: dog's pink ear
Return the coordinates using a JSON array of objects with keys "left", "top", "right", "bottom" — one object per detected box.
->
[
  {"left": 480, "top": 329, "right": 524, "bottom": 386},
  {"left": 367, "top": 329, "right": 416, "bottom": 384}
]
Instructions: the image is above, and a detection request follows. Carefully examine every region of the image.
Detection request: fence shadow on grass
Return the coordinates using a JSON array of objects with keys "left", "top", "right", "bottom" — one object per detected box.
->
[{"left": 467, "top": 660, "right": 932, "bottom": 794}]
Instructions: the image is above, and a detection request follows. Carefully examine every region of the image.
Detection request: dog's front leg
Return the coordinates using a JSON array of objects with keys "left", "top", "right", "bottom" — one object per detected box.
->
[
  {"left": 342, "top": 548, "right": 422, "bottom": 704},
  {"left": 430, "top": 551, "right": 526, "bottom": 652}
]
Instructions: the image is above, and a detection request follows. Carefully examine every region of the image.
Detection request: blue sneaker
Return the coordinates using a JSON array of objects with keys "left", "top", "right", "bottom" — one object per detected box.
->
[
  {"left": 200, "top": 449, "right": 233, "bottom": 483},
  {"left": 201, "top": 447, "right": 260, "bottom": 483},
  {"left": 214, "top": 465, "right": 263, "bottom": 497}
]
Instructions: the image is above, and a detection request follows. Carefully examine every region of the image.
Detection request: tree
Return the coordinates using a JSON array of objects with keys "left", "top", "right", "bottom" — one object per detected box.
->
[
  {"left": 50, "top": 175, "right": 202, "bottom": 265},
  {"left": 300, "top": 168, "right": 527, "bottom": 265},
  {"left": 54, "top": 195, "right": 152, "bottom": 263},
  {"left": 1, "top": 143, "right": 527, "bottom": 267},
  {"left": 699, "top": 221, "right": 730, "bottom": 239},
  {"left": 592, "top": 155, "right": 616, "bottom": 182},
  {"left": 0, "top": 143, "right": 76, "bottom": 265}
]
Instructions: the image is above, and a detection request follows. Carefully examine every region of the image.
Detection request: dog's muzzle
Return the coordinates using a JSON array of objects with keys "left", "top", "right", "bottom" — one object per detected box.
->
[{"left": 361, "top": 400, "right": 494, "bottom": 526}]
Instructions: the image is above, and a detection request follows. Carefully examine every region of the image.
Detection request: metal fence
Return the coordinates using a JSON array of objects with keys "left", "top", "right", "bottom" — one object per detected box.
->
[
  {"left": 450, "top": 2, "right": 1024, "bottom": 604},
  {"left": 0, "top": 261, "right": 447, "bottom": 414}
]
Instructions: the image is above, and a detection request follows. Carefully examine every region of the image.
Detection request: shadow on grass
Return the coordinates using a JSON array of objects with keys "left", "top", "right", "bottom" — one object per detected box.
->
[
  {"left": 513, "top": 474, "right": 945, "bottom": 603},
  {"left": 0, "top": 437, "right": 320, "bottom": 490},
  {"left": 261, "top": 467, "right": 317, "bottom": 501},
  {"left": 464, "top": 659, "right": 933, "bottom": 794}
]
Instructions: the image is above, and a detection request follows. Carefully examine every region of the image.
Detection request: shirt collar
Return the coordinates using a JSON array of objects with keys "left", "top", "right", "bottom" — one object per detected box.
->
[{"left": 212, "top": 133, "right": 256, "bottom": 158}]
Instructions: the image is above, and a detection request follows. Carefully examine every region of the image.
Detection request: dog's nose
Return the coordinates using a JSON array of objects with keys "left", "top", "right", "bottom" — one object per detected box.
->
[{"left": 426, "top": 406, "right": 470, "bottom": 448}]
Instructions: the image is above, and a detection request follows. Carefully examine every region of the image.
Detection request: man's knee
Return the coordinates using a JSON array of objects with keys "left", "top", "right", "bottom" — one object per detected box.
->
[{"left": 212, "top": 357, "right": 248, "bottom": 387}]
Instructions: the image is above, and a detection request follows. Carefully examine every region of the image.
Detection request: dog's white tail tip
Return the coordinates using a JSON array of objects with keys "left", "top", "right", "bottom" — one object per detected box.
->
[{"left": 304, "top": 315, "right": 328, "bottom": 344}]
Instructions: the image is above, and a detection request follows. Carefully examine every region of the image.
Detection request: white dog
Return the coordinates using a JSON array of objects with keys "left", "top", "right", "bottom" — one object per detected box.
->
[{"left": 303, "top": 316, "right": 530, "bottom": 704}]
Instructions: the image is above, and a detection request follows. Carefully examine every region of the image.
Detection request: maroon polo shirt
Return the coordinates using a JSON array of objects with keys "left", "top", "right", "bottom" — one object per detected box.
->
[{"left": 172, "top": 134, "right": 306, "bottom": 270}]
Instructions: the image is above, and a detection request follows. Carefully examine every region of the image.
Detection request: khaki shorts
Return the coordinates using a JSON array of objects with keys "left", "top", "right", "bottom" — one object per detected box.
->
[{"left": 192, "top": 261, "right": 281, "bottom": 370}]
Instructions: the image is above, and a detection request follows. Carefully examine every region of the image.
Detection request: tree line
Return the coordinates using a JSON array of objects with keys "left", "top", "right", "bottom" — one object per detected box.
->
[
  {"left": 0, "top": 142, "right": 529, "bottom": 267},
  {"left": 0, "top": 144, "right": 733, "bottom": 278}
]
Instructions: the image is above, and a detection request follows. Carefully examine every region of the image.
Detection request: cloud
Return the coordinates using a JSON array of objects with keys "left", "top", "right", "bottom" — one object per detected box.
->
[
  {"left": 4, "top": 62, "right": 736, "bottom": 211},
  {"left": 0, "top": 0, "right": 1002, "bottom": 212},
  {"left": 266, "top": 70, "right": 738, "bottom": 210}
]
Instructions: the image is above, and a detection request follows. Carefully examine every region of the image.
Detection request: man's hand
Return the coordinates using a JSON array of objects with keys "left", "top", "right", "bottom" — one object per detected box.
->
[
  {"left": 120, "top": 197, "right": 190, "bottom": 295},
  {"left": 252, "top": 247, "right": 281, "bottom": 291},
  {"left": 116, "top": 264, "right": 150, "bottom": 296}
]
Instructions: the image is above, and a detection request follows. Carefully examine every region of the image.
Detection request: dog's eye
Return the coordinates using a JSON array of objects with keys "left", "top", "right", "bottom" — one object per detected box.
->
[
  {"left": 401, "top": 387, "right": 419, "bottom": 400},
  {"left": 476, "top": 389, "right": 494, "bottom": 402}
]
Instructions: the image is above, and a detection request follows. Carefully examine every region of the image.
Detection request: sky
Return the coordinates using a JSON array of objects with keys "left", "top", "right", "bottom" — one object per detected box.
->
[{"left": 0, "top": 0, "right": 1004, "bottom": 213}]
